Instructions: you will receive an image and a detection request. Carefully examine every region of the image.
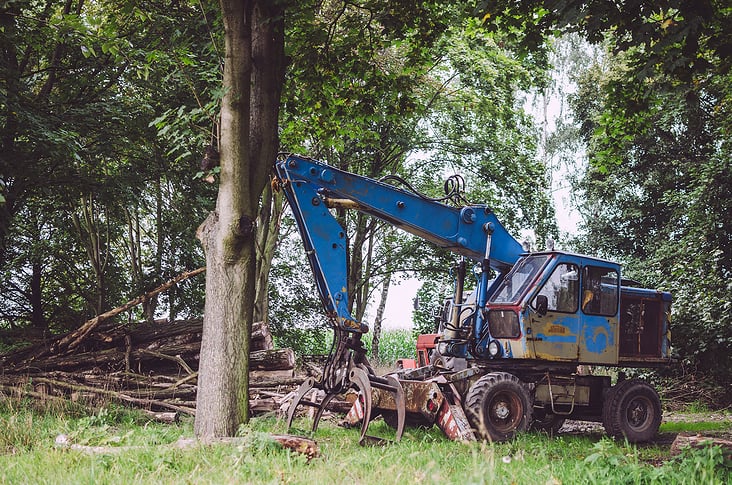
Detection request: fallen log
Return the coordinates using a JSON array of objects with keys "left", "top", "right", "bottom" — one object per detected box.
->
[
  {"left": 250, "top": 348, "right": 296, "bottom": 371},
  {"left": 55, "top": 433, "right": 319, "bottom": 460},
  {"left": 175, "top": 435, "right": 320, "bottom": 460},
  {"left": 8, "top": 341, "right": 293, "bottom": 375},
  {"left": 671, "top": 433, "right": 732, "bottom": 456},
  {"left": 251, "top": 321, "right": 274, "bottom": 351},
  {"left": 141, "top": 410, "right": 179, "bottom": 424}
]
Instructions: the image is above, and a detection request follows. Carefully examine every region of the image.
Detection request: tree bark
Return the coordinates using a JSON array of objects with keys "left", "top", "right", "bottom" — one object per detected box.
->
[
  {"left": 371, "top": 275, "right": 391, "bottom": 361},
  {"left": 195, "top": 0, "right": 284, "bottom": 439},
  {"left": 254, "top": 183, "right": 284, "bottom": 323}
]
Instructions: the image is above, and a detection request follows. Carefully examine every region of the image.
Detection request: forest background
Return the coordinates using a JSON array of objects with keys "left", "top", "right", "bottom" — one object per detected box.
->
[{"left": 1, "top": 0, "right": 730, "bottom": 405}]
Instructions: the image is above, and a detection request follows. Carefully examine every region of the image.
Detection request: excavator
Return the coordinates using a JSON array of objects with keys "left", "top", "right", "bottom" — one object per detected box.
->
[{"left": 274, "top": 153, "right": 672, "bottom": 444}]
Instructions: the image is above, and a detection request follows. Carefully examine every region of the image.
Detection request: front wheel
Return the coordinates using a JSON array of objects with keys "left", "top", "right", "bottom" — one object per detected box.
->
[
  {"left": 603, "top": 379, "right": 662, "bottom": 443},
  {"left": 464, "top": 372, "right": 532, "bottom": 441}
]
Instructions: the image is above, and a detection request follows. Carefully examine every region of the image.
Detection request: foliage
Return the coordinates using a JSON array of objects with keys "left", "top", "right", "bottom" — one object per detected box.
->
[
  {"left": 267, "top": 215, "right": 326, "bottom": 351},
  {"left": 0, "top": 1, "right": 216, "bottom": 332},
  {"left": 476, "top": 1, "right": 732, "bottom": 389},
  {"left": 1, "top": 401, "right": 731, "bottom": 484},
  {"left": 412, "top": 279, "right": 447, "bottom": 337},
  {"left": 275, "top": 6, "right": 556, "bottom": 338},
  {"left": 477, "top": 1, "right": 732, "bottom": 83},
  {"left": 360, "top": 328, "right": 416, "bottom": 365},
  {"left": 566, "top": 43, "right": 732, "bottom": 388},
  {"left": 417, "top": 18, "right": 556, "bottom": 242}
]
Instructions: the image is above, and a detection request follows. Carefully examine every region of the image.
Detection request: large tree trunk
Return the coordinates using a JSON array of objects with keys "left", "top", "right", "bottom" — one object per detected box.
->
[{"left": 194, "top": 0, "right": 284, "bottom": 439}]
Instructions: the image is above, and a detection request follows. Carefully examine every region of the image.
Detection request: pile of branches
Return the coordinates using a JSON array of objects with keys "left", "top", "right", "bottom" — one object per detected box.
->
[
  {"left": 0, "top": 268, "right": 351, "bottom": 420},
  {"left": 0, "top": 315, "right": 304, "bottom": 419},
  {"left": 657, "top": 371, "right": 730, "bottom": 410}
]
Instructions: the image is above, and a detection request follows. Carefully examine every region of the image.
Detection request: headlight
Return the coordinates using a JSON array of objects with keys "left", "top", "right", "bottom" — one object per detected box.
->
[{"left": 488, "top": 340, "right": 501, "bottom": 357}]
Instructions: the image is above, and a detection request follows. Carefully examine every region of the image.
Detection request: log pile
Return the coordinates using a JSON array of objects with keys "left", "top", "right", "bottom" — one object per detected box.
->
[
  {"left": 0, "top": 269, "right": 352, "bottom": 422},
  {"left": 0, "top": 318, "right": 305, "bottom": 418}
]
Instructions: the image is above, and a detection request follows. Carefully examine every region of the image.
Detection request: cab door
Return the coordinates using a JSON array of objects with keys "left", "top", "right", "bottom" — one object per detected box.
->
[
  {"left": 578, "top": 265, "right": 619, "bottom": 364},
  {"left": 528, "top": 262, "right": 581, "bottom": 361}
]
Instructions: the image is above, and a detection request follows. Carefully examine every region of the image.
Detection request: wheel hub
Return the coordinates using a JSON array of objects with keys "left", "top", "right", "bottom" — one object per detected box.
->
[
  {"left": 627, "top": 398, "right": 649, "bottom": 428},
  {"left": 493, "top": 400, "right": 511, "bottom": 420}
]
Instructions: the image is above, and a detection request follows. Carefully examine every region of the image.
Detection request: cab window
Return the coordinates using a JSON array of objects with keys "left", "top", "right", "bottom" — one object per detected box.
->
[
  {"left": 581, "top": 266, "right": 618, "bottom": 316},
  {"left": 490, "top": 254, "right": 549, "bottom": 304},
  {"left": 533, "top": 263, "right": 579, "bottom": 313}
]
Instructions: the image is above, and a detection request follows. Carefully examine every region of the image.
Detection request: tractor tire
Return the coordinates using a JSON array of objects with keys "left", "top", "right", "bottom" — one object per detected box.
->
[
  {"left": 464, "top": 372, "right": 532, "bottom": 442},
  {"left": 602, "top": 379, "right": 662, "bottom": 443},
  {"left": 530, "top": 409, "right": 566, "bottom": 435},
  {"left": 601, "top": 384, "right": 618, "bottom": 432}
]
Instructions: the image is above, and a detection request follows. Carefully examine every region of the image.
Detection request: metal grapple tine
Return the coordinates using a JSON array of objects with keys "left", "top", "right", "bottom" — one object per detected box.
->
[
  {"left": 386, "top": 375, "right": 406, "bottom": 441},
  {"left": 348, "top": 367, "right": 374, "bottom": 443},
  {"left": 311, "top": 392, "right": 338, "bottom": 433},
  {"left": 286, "top": 377, "right": 317, "bottom": 431}
]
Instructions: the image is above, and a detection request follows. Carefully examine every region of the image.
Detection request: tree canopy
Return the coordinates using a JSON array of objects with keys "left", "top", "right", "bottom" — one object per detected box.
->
[{"left": 1, "top": 0, "right": 730, "bottom": 402}]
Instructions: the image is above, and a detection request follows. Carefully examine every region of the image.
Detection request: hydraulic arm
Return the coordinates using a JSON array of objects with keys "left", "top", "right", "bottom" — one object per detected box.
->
[
  {"left": 274, "top": 153, "right": 522, "bottom": 442},
  {"left": 274, "top": 153, "right": 523, "bottom": 333}
]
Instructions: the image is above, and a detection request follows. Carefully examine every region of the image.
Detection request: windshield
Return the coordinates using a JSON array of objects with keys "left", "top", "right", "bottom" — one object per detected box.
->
[{"left": 489, "top": 255, "right": 550, "bottom": 304}]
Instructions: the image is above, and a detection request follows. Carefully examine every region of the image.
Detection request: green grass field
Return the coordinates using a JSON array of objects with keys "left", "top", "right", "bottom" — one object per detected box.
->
[{"left": 1, "top": 398, "right": 730, "bottom": 485}]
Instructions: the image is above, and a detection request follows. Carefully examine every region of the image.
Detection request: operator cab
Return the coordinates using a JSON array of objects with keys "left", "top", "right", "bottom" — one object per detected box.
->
[{"left": 460, "top": 251, "right": 671, "bottom": 366}]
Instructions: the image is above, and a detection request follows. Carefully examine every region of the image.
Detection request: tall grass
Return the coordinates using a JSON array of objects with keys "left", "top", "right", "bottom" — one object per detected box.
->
[
  {"left": 361, "top": 328, "right": 416, "bottom": 365},
  {"left": 1, "top": 398, "right": 729, "bottom": 485},
  {"left": 275, "top": 327, "right": 418, "bottom": 367}
]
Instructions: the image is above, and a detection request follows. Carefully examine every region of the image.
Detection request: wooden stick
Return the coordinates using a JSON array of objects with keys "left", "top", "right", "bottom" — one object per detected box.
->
[
  {"left": 32, "top": 377, "right": 196, "bottom": 415},
  {"left": 51, "top": 267, "right": 205, "bottom": 354}
]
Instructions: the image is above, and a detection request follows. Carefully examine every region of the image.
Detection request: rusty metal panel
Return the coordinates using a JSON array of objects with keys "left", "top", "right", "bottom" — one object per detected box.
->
[
  {"left": 578, "top": 315, "right": 618, "bottom": 364},
  {"left": 371, "top": 380, "right": 444, "bottom": 420},
  {"left": 527, "top": 313, "right": 581, "bottom": 362},
  {"left": 534, "top": 382, "right": 590, "bottom": 406},
  {"left": 436, "top": 400, "right": 476, "bottom": 441}
]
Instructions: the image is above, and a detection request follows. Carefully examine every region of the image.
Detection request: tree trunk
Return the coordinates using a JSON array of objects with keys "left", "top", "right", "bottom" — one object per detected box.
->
[
  {"left": 254, "top": 183, "right": 284, "bottom": 323},
  {"left": 28, "top": 259, "right": 47, "bottom": 331},
  {"left": 71, "top": 195, "right": 110, "bottom": 315},
  {"left": 371, "top": 274, "right": 391, "bottom": 362},
  {"left": 194, "top": 0, "right": 284, "bottom": 439}
]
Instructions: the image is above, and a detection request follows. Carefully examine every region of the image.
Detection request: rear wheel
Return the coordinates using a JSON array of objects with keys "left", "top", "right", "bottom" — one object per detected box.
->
[
  {"left": 602, "top": 379, "right": 661, "bottom": 443},
  {"left": 465, "top": 372, "right": 532, "bottom": 441}
]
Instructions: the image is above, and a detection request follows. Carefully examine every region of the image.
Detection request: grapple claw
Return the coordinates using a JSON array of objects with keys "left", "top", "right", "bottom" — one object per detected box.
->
[
  {"left": 286, "top": 377, "right": 317, "bottom": 431},
  {"left": 348, "top": 367, "right": 374, "bottom": 443},
  {"left": 311, "top": 392, "right": 338, "bottom": 433},
  {"left": 386, "top": 375, "right": 406, "bottom": 441},
  {"left": 346, "top": 368, "right": 408, "bottom": 445}
]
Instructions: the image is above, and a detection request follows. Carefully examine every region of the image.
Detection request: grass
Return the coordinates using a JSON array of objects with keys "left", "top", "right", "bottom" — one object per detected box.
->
[{"left": 1, "top": 398, "right": 731, "bottom": 485}]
